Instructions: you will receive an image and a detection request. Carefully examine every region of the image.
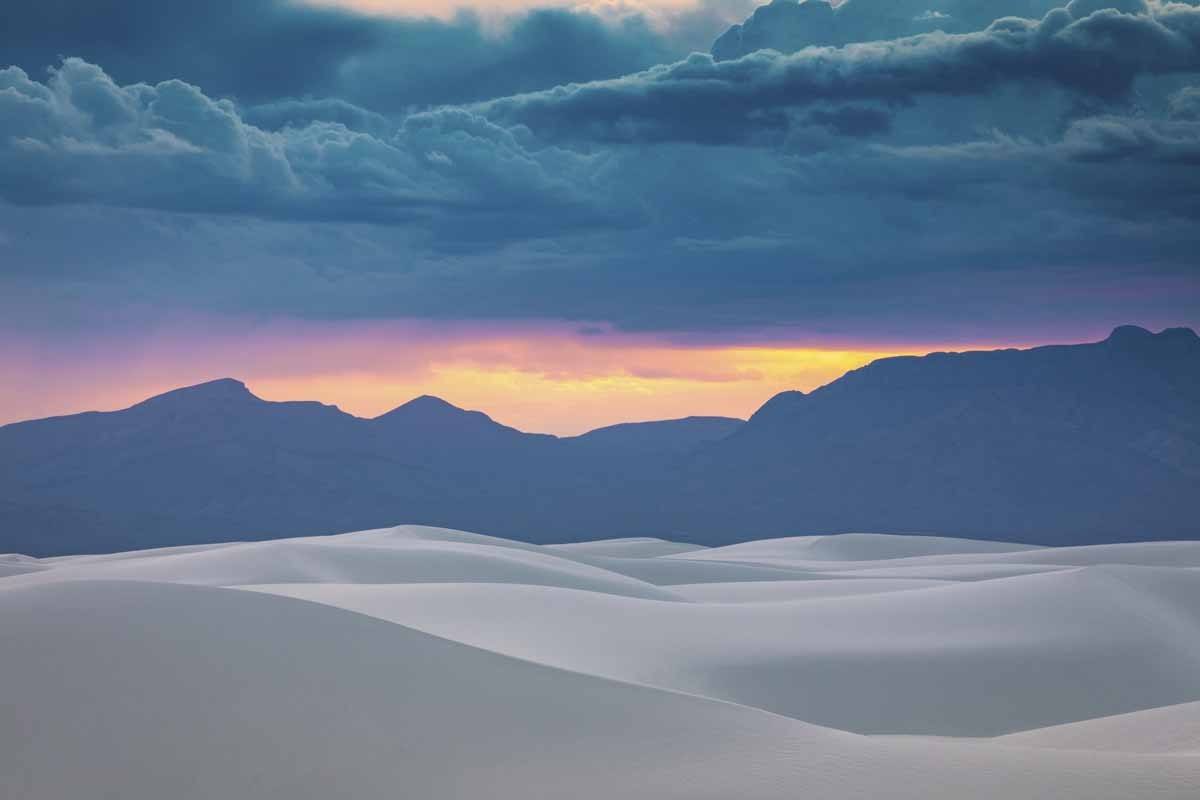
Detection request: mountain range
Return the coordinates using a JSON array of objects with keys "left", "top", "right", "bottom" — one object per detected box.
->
[{"left": 2, "top": 325, "right": 1197, "bottom": 556}]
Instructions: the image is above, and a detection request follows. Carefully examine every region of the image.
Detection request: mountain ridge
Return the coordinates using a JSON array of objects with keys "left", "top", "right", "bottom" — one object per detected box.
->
[
  {"left": 1, "top": 325, "right": 1196, "bottom": 555},
  {"left": 9, "top": 323, "right": 1194, "bottom": 437}
]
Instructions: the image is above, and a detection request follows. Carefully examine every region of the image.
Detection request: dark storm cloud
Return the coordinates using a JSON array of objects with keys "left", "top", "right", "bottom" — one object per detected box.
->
[
  {"left": 1061, "top": 111, "right": 1200, "bottom": 163},
  {"left": 0, "top": 1, "right": 1198, "bottom": 339},
  {"left": 4, "top": 5, "right": 1200, "bottom": 224},
  {"left": 0, "top": 0, "right": 371, "bottom": 103},
  {"left": 480, "top": 4, "right": 1200, "bottom": 143},
  {"left": 0, "top": 0, "right": 680, "bottom": 110},
  {"left": 803, "top": 106, "right": 893, "bottom": 136},
  {"left": 242, "top": 99, "right": 392, "bottom": 136},
  {"left": 1169, "top": 84, "right": 1200, "bottom": 117},
  {"left": 711, "top": 0, "right": 1066, "bottom": 59},
  {"left": 0, "top": 58, "right": 619, "bottom": 233}
]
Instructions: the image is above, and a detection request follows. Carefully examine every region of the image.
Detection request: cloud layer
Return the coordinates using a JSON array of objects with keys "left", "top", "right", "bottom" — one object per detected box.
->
[
  {"left": 483, "top": 2, "right": 1200, "bottom": 141},
  {"left": 0, "top": 0, "right": 1197, "bottom": 342},
  {"left": 0, "top": 58, "right": 610, "bottom": 230},
  {"left": 1, "top": 0, "right": 708, "bottom": 109}
]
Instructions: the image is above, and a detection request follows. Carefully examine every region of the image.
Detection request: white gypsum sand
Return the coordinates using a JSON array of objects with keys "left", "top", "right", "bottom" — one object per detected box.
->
[{"left": 3, "top": 526, "right": 1199, "bottom": 799}]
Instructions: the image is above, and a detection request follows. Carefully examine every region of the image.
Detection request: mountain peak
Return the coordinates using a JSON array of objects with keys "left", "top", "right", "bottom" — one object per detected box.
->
[
  {"left": 371, "top": 393, "right": 536, "bottom": 442},
  {"left": 374, "top": 394, "right": 510, "bottom": 428},
  {"left": 377, "top": 394, "right": 467, "bottom": 419},
  {"left": 1161, "top": 326, "right": 1199, "bottom": 342},
  {"left": 1104, "top": 325, "right": 1199, "bottom": 350},
  {"left": 1105, "top": 325, "right": 1155, "bottom": 344},
  {"left": 405, "top": 394, "right": 459, "bottom": 411},
  {"left": 198, "top": 377, "right": 250, "bottom": 392},
  {"left": 748, "top": 390, "right": 806, "bottom": 424},
  {"left": 137, "top": 378, "right": 257, "bottom": 408}
]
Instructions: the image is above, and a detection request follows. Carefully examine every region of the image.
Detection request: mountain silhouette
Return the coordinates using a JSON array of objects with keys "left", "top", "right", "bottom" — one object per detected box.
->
[
  {"left": 571, "top": 417, "right": 744, "bottom": 455},
  {"left": 660, "top": 325, "right": 1200, "bottom": 544},
  {"left": 1, "top": 326, "right": 1196, "bottom": 555}
]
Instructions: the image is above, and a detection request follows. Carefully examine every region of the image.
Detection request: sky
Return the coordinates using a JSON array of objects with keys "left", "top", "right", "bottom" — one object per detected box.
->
[{"left": 2, "top": 0, "right": 1199, "bottom": 433}]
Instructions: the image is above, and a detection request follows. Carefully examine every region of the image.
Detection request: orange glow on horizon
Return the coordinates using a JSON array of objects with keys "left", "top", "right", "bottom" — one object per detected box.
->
[
  {"left": 0, "top": 317, "right": 1040, "bottom": 435},
  {"left": 247, "top": 344, "right": 918, "bottom": 433}
]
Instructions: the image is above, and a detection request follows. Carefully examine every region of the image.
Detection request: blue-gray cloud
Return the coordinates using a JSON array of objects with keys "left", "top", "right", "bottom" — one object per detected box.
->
[
  {"left": 241, "top": 98, "right": 393, "bottom": 137},
  {"left": 0, "top": 1, "right": 1198, "bottom": 340},
  {"left": 0, "top": 0, "right": 687, "bottom": 111},
  {"left": 712, "top": 0, "right": 1068, "bottom": 59},
  {"left": 480, "top": 3, "right": 1200, "bottom": 143},
  {"left": 0, "top": 59, "right": 615, "bottom": 231}
]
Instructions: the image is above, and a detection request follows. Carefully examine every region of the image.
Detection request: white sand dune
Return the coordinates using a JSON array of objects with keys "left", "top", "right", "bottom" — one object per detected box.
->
[
  {"left": 672, "top": 534, "right": 1200, "bottom": 573},
  {"left": 546, "top": 537, "right": 709, "bottom": 558},
  {"left": 676, "top": 532, "right": 1043, "bottom": 562},
  {"left": 548, "top": 552, "right": 835, "bottom": 584},
  {"left": 5, "top": 534, "right": 678, "bottom": 600},
  {"left": 249, "top": 565, "right": 1200, "bottom": 736},
  {"left": 818, "top": 562, "right": 1074, "bottom": 581},
  {"left": 330, "top": 523, "right": 548, "bottom": 551},
  {"left": 3, "top": 527, "right": 1199, "bottom": 798},
  {"left": 996, "top": 701, "right": 1200, "bottom": 753},
  {"left": 670, "top": 576, "right": 953, "bottom": 602},
  {"left": 0, "top": 562, "right": 45, "bottom": 577}
]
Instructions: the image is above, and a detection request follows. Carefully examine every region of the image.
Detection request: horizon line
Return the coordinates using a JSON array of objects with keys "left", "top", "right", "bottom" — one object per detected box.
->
[{"left": 5, "top": 323, "right": 1190, "bottom": 436}]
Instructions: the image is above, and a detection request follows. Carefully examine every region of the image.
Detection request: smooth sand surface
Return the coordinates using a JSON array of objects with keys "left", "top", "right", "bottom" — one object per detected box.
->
[{"left": 4, "top": 526, "right": 1199, "bottom": 799}]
